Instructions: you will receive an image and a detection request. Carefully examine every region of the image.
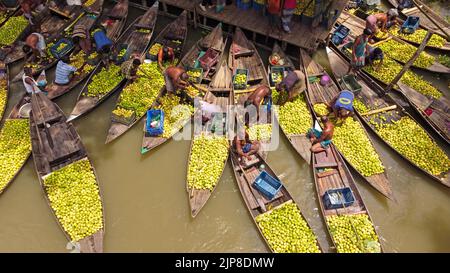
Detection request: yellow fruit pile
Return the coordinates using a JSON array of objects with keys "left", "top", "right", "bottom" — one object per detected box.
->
[
  {"left": 70, "top": 51, "right": 94, "bottom": 75},
  {"left": 275, "top": 93, "right": 312, "bottom": 135},
  {"left": 43, "top": 159, "right": 103, "bottom": 242},
  {"left": 234, "top": 73, "right": 247, "bottom": 85},
  {"left": 388, "top": 26, "right": 446, "bottom": 48},
  {"left": 118, "top": 48, "right": 126, "bottom": 58},
  {"left": 248, "top": 124, "right": 272, "bottom": 141},
  {"left": 112, "top": 107, "right": 134, "bottom": 119},
  {"left": 187, "top": 70, "right": 201, "bottom": 79},
  {"left": 0, "top": 119, "right": 31, "bottom": 192},
  {"left": 0, "top": 16, "right": 28, "bottom": 45},
  {"left": 353, "top": 99, "right": 369, "bottom": 114},
  {"left": 313, "top": 103, "right": 329, "bottom": 116},
  {"left": 373, "top": 116, "right": 450, "bottom": 176},
  {"left": 438, "top": 54, "right": 450, "bottom": 68},
  {"left": 377, "top": 39, "right": 435, "bottom": 68},
  {"left": 0, "top": 79, "right": 6, "bottom": 120},
  {"left": 156, "top": 93, "right": 193, "bottom": 138},
  {"left": 117, "top": 62, "right": 163, "bottom": 117},
  {"left": 56, "top": 42, "right": 68, "bottom": 52},
  {"left": 184, "top": 85, "right": 200, "bottom": 98},
  {"left": 294, "top": 0, "right": 315, "bottom": 17},
  {"left": 148, "top": 43, "right": 162, "bottom": 55},
  {"left": 84, "top": 0, "right": 96, "bottom": 6},
  {"left": 86, "top": 64, "right": 123, "bottom": 97},
  {"left": 364, "top": 58, "right": 442, "bottom": 98},
  {"left": 327, "top": 214, "right": 381, "bottom": 253},
  {"left": 271, "top": 72, "right": 283, "bottom": 84},
  {"left": 332, "top": 117, "right": 385, "bottom": 177},
  {"left": 255, "top": 201, "right": 321, "bottom": 253},
  {"left": 187, "top": 133, "right": 229, "bottom": 190}
]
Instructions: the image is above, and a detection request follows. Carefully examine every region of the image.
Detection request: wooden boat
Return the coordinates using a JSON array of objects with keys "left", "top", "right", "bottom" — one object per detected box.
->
[
  {"left": 44, "top": 0, "right": 106, "bottom": 100},
  {"left": 140, "top": 19, "right": 226, "bottom": 154},
  {"left": 333, "top": 15, "right": 450, "bottom": 144},
  {"left": 337, "top": 11, "right": 450, "bottom": 74},
  {"left": 0, "top": 63, "right": 9, "bottom": 122},
  {"left": 228, "top": 27, "right": 270, "bottom": 159},
  {"left": 67, "top": 1, "right": 135, "bottom": 121},
  {"left": 299, "top": 49, "right": 393, "bottom": 200},
  {"left": 386, "top": 0, "right": 450, "bottom": 39},
  {"left": 4, "top": 2, "right": 88, "bottom": 66},
  {"left": 268, "top": 43, "right": 313, "bottom": 163},
  {"left": 230, "top": 148, "right": 322, "bottom": 253},
  {"left": 311, "top": 134, "right": 383, "bottom": 253},
  {"left": 186, "top": 60, "right": 232, "bottom": 217},
  {"left": 349, "top": 8, "right": 450, "bottom": 52},
  {"left": 29, "top": 92, "right": 104, "bottom": 253},
  {"left": 0, "top": 13, "right": 33, "bottom": 64},
  {"left": 327, "top": 46, "right": 450, "bottom": 187}
]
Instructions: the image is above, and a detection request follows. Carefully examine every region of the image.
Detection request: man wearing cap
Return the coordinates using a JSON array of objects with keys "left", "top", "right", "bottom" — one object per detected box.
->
[
  {"left": 328, "top": 90, "right": 355, "bottom": 120},
  {"left": 72, "top": 24, "right": 92, "bottom": 54},
  {"left": 275, "top": 69, "right": 306, "bottom": 105}
]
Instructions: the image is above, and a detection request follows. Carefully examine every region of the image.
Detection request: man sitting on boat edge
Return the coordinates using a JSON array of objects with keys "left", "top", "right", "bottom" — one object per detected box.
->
[
  {"left": 307, "top": 116, "right": 334, "bottom": 154},
  {"left": 232, "top": 129, "right": 261, "bottom": 161},
  {"left": 164, "top": 66, "right": 190, "bottom": 96}
]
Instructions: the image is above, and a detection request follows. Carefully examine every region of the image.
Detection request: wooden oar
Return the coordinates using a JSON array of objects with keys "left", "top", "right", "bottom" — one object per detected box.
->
[
  {"left": 64, "top": 12, "right": 86, "bottom": 32},
  {"left": 360, "top": 105, "right": 397, "bottom": 116}
]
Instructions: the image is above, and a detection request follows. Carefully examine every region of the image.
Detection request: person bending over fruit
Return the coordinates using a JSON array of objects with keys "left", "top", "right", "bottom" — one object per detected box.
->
[
  {"left": 233, "top": 129, "right": 260, "bottom": 161},
  {"left": 23, "top": 31, "right": 47, "bottom": 63},
  {"left": 307, "top": 116, "right": 334, "bottom": 154},
  {"left": 164, "top": 66, "right": 190, "bottom": 95},
  {"left": 243, "top": 85, "right": 272, "bottom": 120},
  {"left": 158, "top": 45, "right": 175, "bottom": 70},
  {"left": 120, "top": 55, "right": 141, "bottom": 80},
  {"left": 327, "top": 89, "right": 355, "bottom": 121},
  {"left": 275, "top": 69, "right": 306, "bottom": 105}
]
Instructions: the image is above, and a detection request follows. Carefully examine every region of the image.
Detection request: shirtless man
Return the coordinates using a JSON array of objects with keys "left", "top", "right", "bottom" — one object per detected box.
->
[
  {"left": 164, "top": 66, "right": 190, "bottom": 95},
  {"left": 308, "top": 116, "right": 334, "bottom": 153},
  {"left": 158, "top": 45, "right": 175, "bottom": 70},
  {"left": 233, "top": 129, "right": 261, "bottom": 160},
  {"left": 244, "top": 85, "right": 271, "bottom": 118}
]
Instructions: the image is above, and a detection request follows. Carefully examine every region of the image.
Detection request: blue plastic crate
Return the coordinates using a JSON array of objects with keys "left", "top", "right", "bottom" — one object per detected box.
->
[
  {"left": 252, "top": 171, "right": 282, "bottom": 200},
  {"left": 331, "top": 25, "right": 350, "bottom": 45},
  {"left": 323, "top": 187, "right": 355, "bottom": 210},
  {"left": 146, "top": 109, "right": 164, "bottom": 136},
  {"left": 237, "top": 0, "right": 251, "bottom": 10},
  {"left": 50, "top": 38, "right": 74, "bottom": 59},
  {"left": 401, "top": 16, "right": 420, "bottom": 34}
]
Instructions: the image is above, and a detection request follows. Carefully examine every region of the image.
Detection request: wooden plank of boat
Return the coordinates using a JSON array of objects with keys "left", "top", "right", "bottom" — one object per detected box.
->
[
  {"left": 229, "top": 28, "right": 270, "bottom": 159},
  {"left": 11, "top": 0, "right": 105, "bottom": 82},
  {"left": 230, "top": 149, "right": 322, "bottom": 253},
  {"left": 311, "top": 138, "right": 383, "bottom": 253},
  {"left": 66, "top": 1, "right": 133, "bottom": 121},
  {"left": 140, "top": 20, "right": 228, "bottom": 154},
  {"left": 387, "top": 0, "right": 450, "bottom": 38},
  {"left": 337, "top": 11, "right": 450, "bottom": 74},
  {"left": 333, "top": 18, "right": 450, "bottom": 144},
  {"left": 326, "top": 46, "right": 450, "bottom": 187},
  {"left": 299, "top": 49, "right": 394, "bottom": 200},
  {"left": 186, "top": 60, "right": 232, "bottom": 217},
  {"left": 268, "top": 43, "right": 312, "bottom": 163},
  {"left": 29, "top": 92, "right": 104, "bottom": 253}
]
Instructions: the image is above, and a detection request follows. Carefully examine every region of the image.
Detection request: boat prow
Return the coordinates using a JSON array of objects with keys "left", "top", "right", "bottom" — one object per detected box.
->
[
  {"left": 189, "top": 189, "right": 212, "bottom": 218},
  {"left": 78, "top": 229, "right": 104, "bottom": 253},
  {"left": 105, "top": 123, "right": 128, "bottom": 144}
]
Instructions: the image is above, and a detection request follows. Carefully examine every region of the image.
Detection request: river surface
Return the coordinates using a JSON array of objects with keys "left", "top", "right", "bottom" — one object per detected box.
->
[{"left": 0, "top": 2, "right": 449, "bottom": 253}]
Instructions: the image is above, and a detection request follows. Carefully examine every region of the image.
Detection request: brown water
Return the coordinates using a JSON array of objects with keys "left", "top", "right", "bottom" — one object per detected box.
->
[{"left": 0, "top": 4, "right": 449, "bottom": 253}]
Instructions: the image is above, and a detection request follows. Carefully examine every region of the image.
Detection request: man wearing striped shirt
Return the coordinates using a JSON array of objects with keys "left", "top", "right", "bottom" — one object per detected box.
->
[{"left": 55, "top": 56, "right": 77, "bottom": 85}]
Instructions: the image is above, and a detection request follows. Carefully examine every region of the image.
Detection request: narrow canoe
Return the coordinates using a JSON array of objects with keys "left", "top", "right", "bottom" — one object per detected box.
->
[
  {"left": 29, "top": 92, "right": 104, "bottom": 253},
  {"left": 186, "top": 59, "right": 232, "bottom": 217},
  {"left": 337, "top": 11, "right": 450, "bottom": 74},
  {"left": 311, "top": 136, "right": 383, "bottom": 253},
  {"left": 67, "top": 0, "right": 134, "bottom": 121},
  {"left": 0, "top": 4, "right": 19, "bottom": 27},
  {"left": 327, "top": 46, "right": 450, "bottom": 187},
  {"left": 333, "top": 14, "right": 450, "bottom": 144},
  {"left": 269, "top": 43, "right": 312, "bottom": 163},
  {"left": 386, "top": 0, "right": 450, "bottom": 38},
  {"left": 0, "top": 64, "right": 9, "bottom": 123},
  {"left": 230, "top": 149, "right": 322, "bottom": 253},
  {"left": 299, "top": 49, "right": 394, "bottom": 200},
  {"left": 229, "top": 27, "right": 270, "bottom": 159}
]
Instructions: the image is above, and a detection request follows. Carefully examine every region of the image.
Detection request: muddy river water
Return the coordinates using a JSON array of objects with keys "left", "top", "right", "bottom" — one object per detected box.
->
[{"left": 0, "top": 2, "right": 449, "bottom": 252}]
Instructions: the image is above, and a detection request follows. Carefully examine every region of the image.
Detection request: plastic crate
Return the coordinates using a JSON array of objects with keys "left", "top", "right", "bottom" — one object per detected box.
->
[
  {"left": 269, "top": 66, "right": 285, "bottom": 87},
  {"left": 199, "top": 48, "right": 220, "bottom": 71},
  {"left": 323, "top": 187, "right": 355, "bottom": 210},
  {"left": 237, "top": 0, "right": 251, "bottom": 10},
  {"left": 145, "top": 109, "right": 164, "bottom": 136},
  {"left": 187, "top": 67, "right": 203, "bottom": 84},
  {"left": 401, "top": 16, "right": 420, "bottom": 34},
  {"left": 233, "top": 69, "right": 249, "bottom": 90},
  {"left": 331, "top": 25, "right": 350, "bottom": 45},
  {"left": 341, "top": 74, "right": 362, "bottom": 95},
  {"left": 50, "top": 38, "right": 74, "bottom": 59},
  {"left": 252, "top": 171, "right": 282, "bottom": 200}
]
